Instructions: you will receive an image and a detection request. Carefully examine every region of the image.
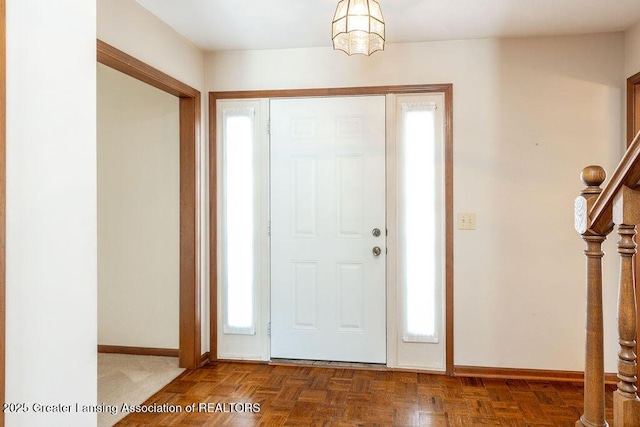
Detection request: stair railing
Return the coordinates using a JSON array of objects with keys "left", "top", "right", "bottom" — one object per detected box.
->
[{"left": 575, "top": 131, "right": 640, "bottom": 426}]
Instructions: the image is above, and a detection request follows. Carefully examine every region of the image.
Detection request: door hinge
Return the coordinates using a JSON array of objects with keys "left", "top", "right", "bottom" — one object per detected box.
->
[
  {"left": 267, "top": 121, "right": 271, "bottom": 135},
  {"left": 268, "top": 220, "right": 271, "bottom": 236},
  {"left": 267, "top": 321, "right": 271, "bottom": 336}
]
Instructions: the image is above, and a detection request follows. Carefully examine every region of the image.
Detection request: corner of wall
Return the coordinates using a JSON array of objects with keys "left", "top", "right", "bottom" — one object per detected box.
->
[{"left": 625, "top": 19, "right": 640, "bottom": 78}]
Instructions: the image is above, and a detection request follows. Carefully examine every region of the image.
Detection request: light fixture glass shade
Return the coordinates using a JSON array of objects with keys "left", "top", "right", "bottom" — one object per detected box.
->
[{"left": 332, "top": 0, "right": 385, "bottom": 56}]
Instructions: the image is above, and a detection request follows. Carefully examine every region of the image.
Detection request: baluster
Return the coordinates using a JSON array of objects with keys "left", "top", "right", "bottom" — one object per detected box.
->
[
  {"left": 616, "top": 224, "right": 637, "bottom": 398},
  {"left": 575, "top": 166, "right": 608, "bottom": 427},
  {"left": 612, "top": 186, "right": 640, "bottom": 426}
]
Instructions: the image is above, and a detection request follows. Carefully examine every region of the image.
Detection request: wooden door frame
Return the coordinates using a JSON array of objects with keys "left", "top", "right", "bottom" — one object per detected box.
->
[
  {"left": 629, "top": 70, "right": 640, "bottom": 360},
  {"left": 627, "top": 70, "right": 640, "bottom": 147},
  {"left": 209, "top": 85, "right": 454, "bottom": 374},
  {"left": 97, "top": 40, "right": 201, "bottom": 369}
]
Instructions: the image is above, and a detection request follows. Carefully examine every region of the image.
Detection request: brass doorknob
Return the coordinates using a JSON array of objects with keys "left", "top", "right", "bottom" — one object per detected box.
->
[{"left": 372, "top": 246, "right": 382, "bottom": 256}]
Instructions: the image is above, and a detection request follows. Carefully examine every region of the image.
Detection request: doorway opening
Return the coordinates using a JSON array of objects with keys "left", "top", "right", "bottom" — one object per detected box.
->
[{"left": 97, "top": 41, "right": 201, "bottom": 369}]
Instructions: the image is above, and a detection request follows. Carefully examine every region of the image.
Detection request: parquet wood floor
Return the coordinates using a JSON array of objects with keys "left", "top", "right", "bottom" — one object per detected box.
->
[{"left": 115, "top": 362, "right": 615, "bottom": 426}]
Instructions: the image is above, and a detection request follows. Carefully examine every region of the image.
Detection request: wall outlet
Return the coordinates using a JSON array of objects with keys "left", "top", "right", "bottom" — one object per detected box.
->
[{"left": 457, "top": 213, "right": 476, "bottom": 230}]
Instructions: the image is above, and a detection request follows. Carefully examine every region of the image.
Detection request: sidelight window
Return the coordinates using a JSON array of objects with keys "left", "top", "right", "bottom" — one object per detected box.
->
[
  {"left": 221, "top": 107, "right": 257, "bottom": 335},
  {"left": 398, "top": 101, "right": 443, "bottom": 343}
]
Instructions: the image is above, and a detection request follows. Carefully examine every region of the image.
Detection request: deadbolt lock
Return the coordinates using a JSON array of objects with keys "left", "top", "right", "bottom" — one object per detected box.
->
[{"left": 372, "top": 228, "right": 381, "bottom": 237}]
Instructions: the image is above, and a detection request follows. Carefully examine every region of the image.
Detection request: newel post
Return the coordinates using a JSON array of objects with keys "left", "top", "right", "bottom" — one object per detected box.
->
[
  {"left": 575, "top": 166, "right": 608, "bottom": 427},
  {"left": 612, "top": 185, "right": 640, "bottom": 426}
]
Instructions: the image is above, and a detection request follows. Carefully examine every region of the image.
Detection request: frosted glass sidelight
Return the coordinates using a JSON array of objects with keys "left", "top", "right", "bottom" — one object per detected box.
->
[
  {"left": 222, "top": 109, "right": 256, "bottom": 335},
  {"left": 399, "top": 103, "right": 439, "bottom": 343}
]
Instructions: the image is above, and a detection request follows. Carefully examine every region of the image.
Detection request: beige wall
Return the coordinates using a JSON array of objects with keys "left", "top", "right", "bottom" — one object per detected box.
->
[
  {"left": 207, "top": 32, "right": 625, "bottom": 372},
  {"left": 97, "top": 0, "right": 210, "bottom": 352},
  {"left": 6, "top": 0, "right": 97, "bottom": 425},
  {"left": 97, "top": 63, "right": 180, "bottom": 349},
  {"left": 625, "top": 20, "right": 640, "bottom": 78},
  {"left": 96, "top": 0, "right": 631, "bottom": 372},
  {"left": 97, "top": 0, "right": 204, "bottom": 90}
]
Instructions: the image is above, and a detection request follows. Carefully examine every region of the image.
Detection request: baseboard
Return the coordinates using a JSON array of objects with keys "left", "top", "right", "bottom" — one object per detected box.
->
[
  {"left": 455, "top": 365, "right": 618, "bottom": 384},
  {"left": 217, "top": 358, "right": 269, "bottom": 365},
  {"left": 97, "top": 345, "right": 179, "bottom": 358},
  {"left": 199, "top": 352, "right": 210, "bottom": 366},
  {"left": 185, "top": 356, "right": 620, "bottom": 384},
  {"left": 605, "top": 373, "right": 618, "bottom": 384}
]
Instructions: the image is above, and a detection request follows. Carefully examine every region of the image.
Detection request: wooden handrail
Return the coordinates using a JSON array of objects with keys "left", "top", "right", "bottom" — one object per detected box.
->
[{"left": 589, "top": 131, "right": 640, "bottom": 235}]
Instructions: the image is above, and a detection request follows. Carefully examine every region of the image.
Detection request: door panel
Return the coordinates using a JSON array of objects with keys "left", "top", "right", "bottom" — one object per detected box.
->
[{"left": 270, "top": 96, "right": 386, "bottom": 363}]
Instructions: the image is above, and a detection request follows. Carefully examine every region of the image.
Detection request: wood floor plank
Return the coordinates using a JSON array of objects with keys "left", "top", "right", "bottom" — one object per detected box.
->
[{"left": 115, "top": 362, "right": 616, "bottom": 426}]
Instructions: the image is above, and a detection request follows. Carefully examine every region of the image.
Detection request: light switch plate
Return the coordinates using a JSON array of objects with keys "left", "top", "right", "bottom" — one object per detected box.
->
[{"left": 457, "top": 213, "right": 476, "bottom": 230}]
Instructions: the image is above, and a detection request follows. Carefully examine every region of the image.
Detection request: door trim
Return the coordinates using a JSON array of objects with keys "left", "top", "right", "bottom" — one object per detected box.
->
[
  {"left": 628, "top": 70, "right": 640, "bottom": 359},
  {"left": 628, "top": 70, "right": 640, "bottom": 146},
  {"left": 98, "top": 345, "right": 179, "bottom": 357},
  {"left": 97, "top": 40, "right": 201, "bottom": 369},
  {"left": 209, "top": 84, "right": 454, "bottom": 374}
]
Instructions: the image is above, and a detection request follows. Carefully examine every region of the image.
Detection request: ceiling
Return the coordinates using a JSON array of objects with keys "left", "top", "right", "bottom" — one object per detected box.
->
[{"left": 135, "top": 0, "right": 640, "bottom": 52}]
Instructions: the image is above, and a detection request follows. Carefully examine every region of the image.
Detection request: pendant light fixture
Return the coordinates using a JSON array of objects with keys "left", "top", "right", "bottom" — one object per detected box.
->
[{"left": 331, "top": 0, "right": 385, "bottom": 56}]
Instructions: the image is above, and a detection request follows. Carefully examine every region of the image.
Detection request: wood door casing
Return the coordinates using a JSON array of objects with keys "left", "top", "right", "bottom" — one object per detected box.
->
[
  {"left": 635, "top": 84, "right": 640, "bottom": 141},
  {"left": 629, "top": 71, "right": 640, "bottom": 360},
  {"left": 97, "top": 40, "right": 202, "bottom": 369},
  {"left": 209, "top": 84, "right": 454, "bottom": 373},
  {"left": 628, "top": 71, "right": 640, "bottom": 147}
]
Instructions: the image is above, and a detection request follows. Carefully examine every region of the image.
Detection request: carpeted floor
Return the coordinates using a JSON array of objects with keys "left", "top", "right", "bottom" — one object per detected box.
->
[{"left": 97, "top": 353, "right": 185, "bottom": 427}]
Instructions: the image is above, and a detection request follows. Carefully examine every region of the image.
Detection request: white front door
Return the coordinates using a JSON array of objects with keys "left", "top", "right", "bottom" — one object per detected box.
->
[{"left": 270, "top": 96, "right": 386, "bottom": 363}]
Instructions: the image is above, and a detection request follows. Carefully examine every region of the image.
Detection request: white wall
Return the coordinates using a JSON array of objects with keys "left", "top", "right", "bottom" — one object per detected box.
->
[
  {"left": 97, "top": 63, "right": 180, "bottom": 349},
  {"left": 625, "top": 20, "right": 640, "bottom": 78},
  {"left": 206, "top": 33, "right": 625, "bottom": 372},
  {"left": 97, "top": 0, "right": 210, "bottom": 353},
  {"left": 6, "top": 1, "right": 97, "bottom": 426}
]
